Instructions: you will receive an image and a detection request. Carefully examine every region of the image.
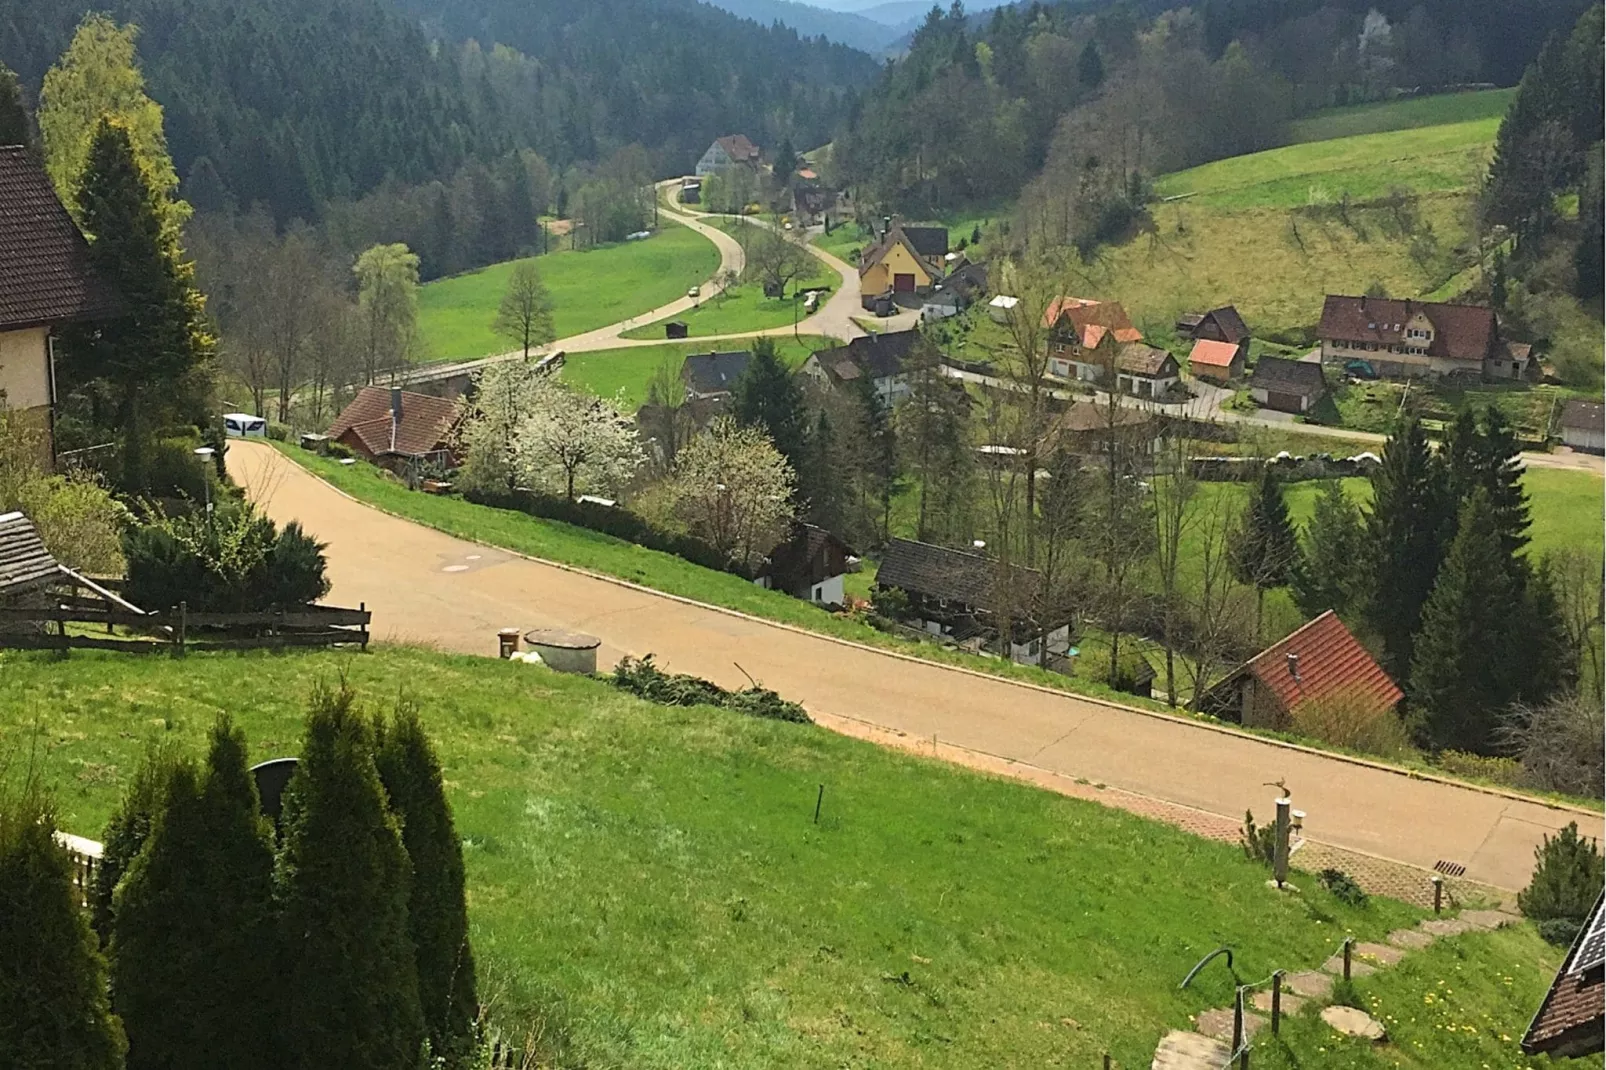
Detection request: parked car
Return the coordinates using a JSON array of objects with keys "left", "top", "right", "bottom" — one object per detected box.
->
[{"left": 1344, "top": 359, "right": 1379, "bottom": 380}]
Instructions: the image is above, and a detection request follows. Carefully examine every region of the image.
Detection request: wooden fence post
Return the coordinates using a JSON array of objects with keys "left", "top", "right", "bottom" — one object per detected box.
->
[
  {"left": 1342, "top": 937, "right": 1352, "bottom": 981},
  {"left": 1271, "top": 970, "right": 1283, "bottom": 1035},
  {"left": 176, "top": 601, "right": 187, "bottom": 657},
  {"left": 360, "top": 601, "right": 368, "bottom": 652}
]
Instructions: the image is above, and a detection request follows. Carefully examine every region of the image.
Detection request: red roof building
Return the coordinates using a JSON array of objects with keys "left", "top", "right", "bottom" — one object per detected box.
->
[
  {"left": 1188, "top": 338, "right": 1245, "bottom": 383},
  {"left": 1043, "top": 297, "right": 1144, "bottom": 383},
  {"left": 1202, "top": 611, "right": 1402, "bottom": 730},
  {"left": 1523, "top": 893, "right": 1605, "bottom": 1058},
  {"left": 327, "top": 386, "right": 459, "bottom": 467}
]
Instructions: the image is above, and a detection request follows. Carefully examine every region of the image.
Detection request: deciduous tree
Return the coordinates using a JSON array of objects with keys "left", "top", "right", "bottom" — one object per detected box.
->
[
  {"left": 515, "top": 378, "right": 643, "bottom": 500},
  {"left": 353, "top": 243, "right": 421, "bottom": 382},
  {"left": 492, "top": 260, "right": 555, "bottom": 359},
  {"left": 670, "top": 416, "right": 795, "bottom": 571}
]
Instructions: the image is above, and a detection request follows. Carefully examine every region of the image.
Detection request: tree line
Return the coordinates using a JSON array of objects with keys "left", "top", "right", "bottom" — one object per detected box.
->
[{"left": 0, "top": 685, "right": 480, "bottom": 1069}]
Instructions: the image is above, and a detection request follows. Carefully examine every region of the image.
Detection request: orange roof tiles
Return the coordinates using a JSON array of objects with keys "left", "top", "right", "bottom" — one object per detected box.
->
[
  {"left": 1043, "top": 296, "right": 1143, "bottom": 347},
  {"left": 1241, "top": 611, "right": 1401, "bottom": 719},
  {"left": 1189, "top": 338, "right": 1240, "bottom": 368}
]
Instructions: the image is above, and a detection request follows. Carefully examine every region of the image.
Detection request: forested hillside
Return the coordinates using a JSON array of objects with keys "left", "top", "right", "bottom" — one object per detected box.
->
[
  {"left": 0, "top": 0, "right": 877, "bottom": 225},
  {"left": 834, "top": 0, "right": 1593, "bottom": 216}
]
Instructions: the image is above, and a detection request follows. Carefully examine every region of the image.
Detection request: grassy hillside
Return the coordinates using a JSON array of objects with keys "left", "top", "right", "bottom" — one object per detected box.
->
[
  {"left": 0, "top": 646, "right": 1444, "bottom": 1068},
  {"left": 416, "top": 223, "right": 721, "bottom": 362},
  {"left": 561, "top": 335, "right": 825, "bottom": 408},
  {"left": 1285, "top": 88, "right": 1516, "bottom": 146}
]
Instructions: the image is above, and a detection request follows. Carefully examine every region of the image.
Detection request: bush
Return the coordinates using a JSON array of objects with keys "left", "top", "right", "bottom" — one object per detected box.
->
[
  {"left": 1317, "top": 868, "right": 1368, "bottom": 906},
  {"left": 138, "top": 437, "right": 212, "bottom": 501},
  {"left": 1501, "top": 695, "right": 1606, "bottom": 799},
  {"left": 1289, "top": 690, "right": 1413, "bottom": 759},
  {"left": 265, "top": 423, "right": 291, "bottom": 442},
  {"left": 464, "top": 486, "right": 748, "bottom": 578},
  {"left": 122, "top": 502, "right": 330, "bottom": 614},
  {"left": 323, "top": 441, "right": 354, "bottom": 460},
  {"left": 612, "top": 654, "right": 810, "bottom": 723},
  {"left": 1240, "top": 810, "right": 1276, "bottom": 865},
  {"left": 1518, "top": 822, "right": 1604, "bottom": 944},
  {"left": 1435, "top": 750, "right": 1524, "bottom": 788}
]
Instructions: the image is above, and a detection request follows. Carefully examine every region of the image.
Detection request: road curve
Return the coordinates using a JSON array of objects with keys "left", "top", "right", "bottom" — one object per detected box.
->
[{"left": 230, "top": 439, "right": 1596, "bottom": 892}]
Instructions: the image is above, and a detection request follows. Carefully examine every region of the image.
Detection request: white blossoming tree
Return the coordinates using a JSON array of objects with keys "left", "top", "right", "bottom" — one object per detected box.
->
[
  {"left": 515, "top": 379, "right": 643, "bottom": 500},
  {"left": 670, "top": 416, "right": 795, "bottom": 571},
  {"left": 456, "top": 357, "right": 545, "bottom": 494}
]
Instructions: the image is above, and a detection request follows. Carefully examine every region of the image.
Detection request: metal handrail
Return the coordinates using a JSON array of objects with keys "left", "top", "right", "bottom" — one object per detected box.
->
[{"left": 1180, "top": 946, "right": 1234, "bottom": 988}]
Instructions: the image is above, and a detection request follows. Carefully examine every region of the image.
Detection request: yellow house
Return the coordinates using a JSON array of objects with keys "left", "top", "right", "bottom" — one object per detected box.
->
[
  {"left": 858, "top": 224, "right": 948, "bottom": 295},
  {"left": 0, "top": 146, "right": 118, "bottom": 466}
]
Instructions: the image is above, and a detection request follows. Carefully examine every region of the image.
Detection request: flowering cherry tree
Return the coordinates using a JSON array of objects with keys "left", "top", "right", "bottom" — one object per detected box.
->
[{"left": 669, "top": 416, "right": 795, "bottom": 570}]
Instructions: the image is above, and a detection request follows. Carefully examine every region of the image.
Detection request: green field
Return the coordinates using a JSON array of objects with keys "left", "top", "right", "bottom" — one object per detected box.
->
[
  {"left": 619, "top": 280, "right": 828, "bottom": 341},
  {"left": 1286, "top": 88, "right": 1516, "bottom": 146},
  {"left": 2, "top": 645, "right": 1464, "bottom": 1069},
  {"left": 561, "top": 336, "right": 825, "bottom": 408},
  {"left": 416, "top": 223, "right": 721, "bottom": 362}
]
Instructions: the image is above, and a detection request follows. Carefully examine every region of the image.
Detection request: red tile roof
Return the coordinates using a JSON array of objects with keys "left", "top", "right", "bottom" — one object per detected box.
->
[
  {"left": 1523, "top": 893, "right": 1605, "bottom": 1056},
  {"left": 1318, "top": 295, "right": 1498, "bottom": 364},
  {"left": 1239, "top": 611, "right": 1401, "bottom": 719},
  {"left": 715, "top": 134, "right": 760, "bottom": 162},
  {"left": 1189, "top": 338, "right": 1241, "bottom": 369},
  {"left": 0, "top": 145, "right": 119, "bottom": 330},
  {"left": 327, "top": 386, "right": 459, "bottom": 459},
  {"left": 1043, "top": 297, "right": 1143, "bottom": 347}
]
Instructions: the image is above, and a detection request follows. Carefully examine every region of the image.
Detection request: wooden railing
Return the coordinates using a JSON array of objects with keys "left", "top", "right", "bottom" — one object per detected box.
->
[
  {"left": 54, "top": 831, "right": 103, "bottom": 910},
  {"left": 0, "top": 602, "right": 370, "bottom": 654}
]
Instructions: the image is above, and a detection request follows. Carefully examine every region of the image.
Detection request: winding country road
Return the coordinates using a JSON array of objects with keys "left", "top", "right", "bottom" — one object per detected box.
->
[{"left": 231, "top": 440, "right": 1598, "bottom": 893}]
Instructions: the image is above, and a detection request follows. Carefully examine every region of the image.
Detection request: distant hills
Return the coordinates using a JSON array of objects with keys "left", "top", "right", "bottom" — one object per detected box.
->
[{"left": 698, "top": 0, "right": 1014, "bottom": 51}]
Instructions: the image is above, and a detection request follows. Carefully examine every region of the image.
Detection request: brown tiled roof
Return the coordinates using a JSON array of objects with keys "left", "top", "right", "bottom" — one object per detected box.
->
[
  {"left": 0, "top": 510, "right": 61, "bottom": 594},
  {"left": 1200, "top": 305, "right": 1250, "bottom": 343},
  {"left": 1057, "top": 401, "right": 1153, "bottom": 434},
  {"left": 1043, "top": 297, "right": 1143, "bottom": 346},
  {"left": 876, "top": 537, "right": 1040, "bottom": 609},
  {"left": 1318, "top": 295, "right": 1497, "bottom": 363},
  {"left": 0, "top": 146, "right": 119, "bottom": 330},
  {"left": 715, "top": 134, "right": 760, "bottom": 162},
  {"left": 814, "top": 328, "right": 920, "bottom": 382},
  {"left": 1523, "top": 893, "right": 1605, "bottom": 1056},
  {"left": 1116, "top": 343, "right": 1178, "bottom": 378},
  {"left": 1250, "top": 356, "right": 1326, "bottom": 397},
  {"left": 327, "top": 386, "right": 458, "bottom": 458},
  {"left": 1233, "top": 611, "right": 1402, "bottom": 720},
  {"left": 1561, "top": 400, "right": 1605, "bottom": 432},
  {"left": 1189, "top": 338, "right": 1241, "bottom": 369}
]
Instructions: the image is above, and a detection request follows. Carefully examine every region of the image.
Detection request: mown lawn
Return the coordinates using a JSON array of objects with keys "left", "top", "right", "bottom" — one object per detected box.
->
[
  {"left": 416, "top": 223, "right": 721, "bottom": 362},
  {"left": 619, "top": 282, "right": 827, "bottom": 340},
  {"left": 561, "top": 336, "right": 825, "bottom": 408},
  {"left": 4, "top": 646, "right": 1434, "bottom": 1069},
  {"left": 1285, "top": 88, "right": 1516, "bottom": 145},
  {"left": 1254, "top": 924, "right": 1588, "bottom": 1070}
]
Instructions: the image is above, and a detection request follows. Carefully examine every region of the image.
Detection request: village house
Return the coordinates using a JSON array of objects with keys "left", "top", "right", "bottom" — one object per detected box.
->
[
  {"left": 1250, "top": 356, "right": 1327, "bottom": 414},
  {"left": 1113, "top": 343, "right": 1181, "bottom": 399},
  {"left": 694, "top": 134, "right": 761, "bottom": 177},
  {"left": 1177, "top": 305, "right": 1250, "bottom": 348},
  {"left": 1187, "top": 337, "right": 1245, "bottom": 383},
  {"left": 1317, "top": 294, "right": 1533, "bottom": 381},
  {"left": 1042, "top": 296, "right": 1143, "bottom": 382},
  {"left": 1200, "top": 610, "right": 1402, "bottom": 731},
  {"left": 791, "top": 185, "right": 837, "bottom": 226},
  {"left": 1558, "top": 400, "right": 1604, "bottom": 454},
  {"left": 801, "top": 329, "right": 919, "bottom": 406},
  {"left": 327, "top": 386, "right": 459, "bottom": 470},
  {"left": 1522, "top": 893, "right": 1604, "bottom": 1058},
  {"left": 858, "top": 220, "right": 949, "bottom": 296},
  {"left": 680, "top": 350, "right": 751, "bottom": 402},
  {"left": 874, "top": 537, "right": 1072, "bottom": 666},
  {"left": 754, "top": 522, "right": 853, "bottom": 605},
  {"left": 1053, "top": 400, "right": 1162, "bottom": 460},
  {"left": 0, "top": 145, "right": 120, "bottom": 467}
]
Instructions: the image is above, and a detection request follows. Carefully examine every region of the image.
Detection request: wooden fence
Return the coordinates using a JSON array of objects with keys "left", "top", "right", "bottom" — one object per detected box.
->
[
  {"left": 54, "top": 831, "right": 103, "bottom": 910},
  {"left": 0, "top": 602, "right": 370, "bottom": 654}
]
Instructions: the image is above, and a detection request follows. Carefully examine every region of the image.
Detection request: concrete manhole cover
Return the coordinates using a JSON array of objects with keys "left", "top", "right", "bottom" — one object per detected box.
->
[{"left": 442, "top": 564, "right": 470, "bottom": 572}]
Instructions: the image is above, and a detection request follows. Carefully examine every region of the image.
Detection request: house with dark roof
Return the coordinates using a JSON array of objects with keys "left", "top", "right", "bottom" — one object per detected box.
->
[
  {"left": 858, "top": 221, "right": 948, "bottom": 296},
  {"left": 1042, "top": 297, "right": 1144, "bottom": 382},
  {"left": 791, "top": 185, "right": 837, "bottom": 225},
  {"left": 327, "top": 386, "right": 460, "bottom": 469},
  {"left": 1113, "top": 343, "right": 1180, "bottom": 399},
  {"left": 1188, "top": 338, "right": 1245, "bottom": 384},
  {"left": 755, "top": 522, "right": 854, "bottom": 605},
  {"left": 1177, "top": 305, "right": 1250, "bottom": 346},
  {"left": 695, "top": 135, "right": 761, "bottom": 177},
  {"left": 0, "top": 145, "right": 120, "bottom": 467},
  {"left": 801, "top": 329, "right": 920, "bottom": 406},
  {"left": 681, "top": 351, "right": 751, "bottom": 401},
  {"left": 1200, "top": 611, "right": 1402, "bottom": 730},
  {"left": 1558, "top": 399, "right": 1605, "bottom": 455},
  {"left": 1317, "top": 295, "right": 1533, "bottom": 381},
  {"left": 1523, "top": 892, "right": 1604, "bottom": 1057},
  {"left": 1250, "top": 356, "right": 1327, "bottom": 414},
  {"left": 941, "top": 261, "right": 988, "bottom": 304},
  {"left": 875, "top": 537, "right": 1071, "bottom": 665},
  {"left": 1052, "top": 401, "right": 1162, "bottom": 460}
]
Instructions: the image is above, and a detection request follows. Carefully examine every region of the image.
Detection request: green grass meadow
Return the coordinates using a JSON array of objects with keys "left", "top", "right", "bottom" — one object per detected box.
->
[
  {"left": 1285, "top": 88, "right": 1516, "bottom": 146},
  {"left": 561, "top": 336, "right": 825, "bottom": 408},
  {"left": 416, "top": 223, "right": 720, "bottom": 362},
  {"left": 3, "top": 645, "right": 1453, "bottom": 1068}
]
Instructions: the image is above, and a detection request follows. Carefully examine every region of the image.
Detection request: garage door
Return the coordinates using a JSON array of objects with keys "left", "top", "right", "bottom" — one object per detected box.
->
[
  {"left": 893, "top": 273, "right": 916, "bottom": 293},
  {"left": 1266, "top": 391, "right": 1303, "bottom": 412}
]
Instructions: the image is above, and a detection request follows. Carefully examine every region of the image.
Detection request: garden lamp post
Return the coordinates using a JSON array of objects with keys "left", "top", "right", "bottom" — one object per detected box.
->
[{"left": 193, "top": 446, "right": 215, "bottom": 525}]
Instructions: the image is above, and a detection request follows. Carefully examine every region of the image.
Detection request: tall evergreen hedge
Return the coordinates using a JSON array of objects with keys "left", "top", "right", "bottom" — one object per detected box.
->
[{"left": 92, "top": 742, "right": 179, "bottom": 942}]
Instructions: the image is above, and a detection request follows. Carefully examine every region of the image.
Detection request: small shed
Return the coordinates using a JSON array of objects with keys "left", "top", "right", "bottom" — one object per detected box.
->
[
  {"left": 1188, "top": 338, "right": 1246, "bottom": 383},
  {"left": 1559, "top": 400, "right": 1604, "bottom": 454},
  {"left": 1250, "top": 357, "right": 1327, "bottom": 414},
  {"left": 755, "top": 522, "right": 853, "bottom": 605},
  {"left": 665, "top": 320, "right": 689, "bottom": 340},
  {"left": 988, "top": 294, "right": 1019, "bottom": 324}
]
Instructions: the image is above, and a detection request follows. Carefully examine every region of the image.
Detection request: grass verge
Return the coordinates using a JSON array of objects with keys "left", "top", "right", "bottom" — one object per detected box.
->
[
  {"left": 560, "top": 336, "right": 825, "bottom": 408},
  {"left": 3, "top": 645, "right": 1432, "bottom": 1069},
  {"left": 1285, "top": 88, "right": 1516, "bottom": 146}
]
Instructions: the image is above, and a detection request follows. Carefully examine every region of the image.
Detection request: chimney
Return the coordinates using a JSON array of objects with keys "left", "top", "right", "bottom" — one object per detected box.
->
[
  {"left": 882, "top": 215, "right": 892, "bottom": 238},
  {"left": 1286, "top": 653, "right": 1301, "bottom": 681},
  {"left": 390, "top": 388, "right": 403, "bottom": 453}
]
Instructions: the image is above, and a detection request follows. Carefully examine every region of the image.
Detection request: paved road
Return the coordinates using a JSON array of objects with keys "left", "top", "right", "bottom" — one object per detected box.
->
[{"left": 231, "top": 440, "right": 1597, "bottom": 891}]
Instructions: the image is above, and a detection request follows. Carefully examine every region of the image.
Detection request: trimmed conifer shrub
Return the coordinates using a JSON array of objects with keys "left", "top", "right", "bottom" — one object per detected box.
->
[
  {"left": 92, "top": 741, "right": 179, "bottom": 942},
  {"left": 0, "top": 781, "right": 126, "bottom": 1069},
  {"left": 277, "top": 682, "right": 425, "bottom": 1069},
  {"left": 1519, "top": 822, "right": 1605, "bottom": 945},
  {"left": 111, "top": 717, "right": 279, "bottom": 1070},
  {"left": 377, "top": 701, "right": 479, "bottom": 1065}
]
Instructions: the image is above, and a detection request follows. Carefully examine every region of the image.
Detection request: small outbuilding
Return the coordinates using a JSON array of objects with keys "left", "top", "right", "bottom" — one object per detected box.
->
[
  {"left": 1558, "top": 400, "right": 1604, "bottom": 454},
  {"left": 1250, "top": 357, "right": 1327, "bottom": 414},
  {"left": 755, "top": 522, "right": 853, "bottom": 605},
  {"left": 1188, "top": 337, "right": 1246, "bottom": 383},
  {"left": 680, "top": 350, "right": 752, "bottom": 401}
]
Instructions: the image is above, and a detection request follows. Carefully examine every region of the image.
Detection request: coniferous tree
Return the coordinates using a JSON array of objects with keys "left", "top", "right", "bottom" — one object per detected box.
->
[
  {"left": 1291, "top": 479, "right": 1366, "bottom": 619},
  {"left": 734, "top": 338, "right": 810, "bottom": 478},
  {"left": 277, "top": 682, "right": 425, "bottom": 1070},
  {"left": 1409, "top": 490, "right": 1523, "bottom": 753},
  {"left": 853, "top": 373, "right": 897, "bottom": 540},
  {"left": 1443, "top": 408, "right": 1530, "bottom": 562},
  {"left": 110, "top": 718, "right": 278, "bottom": 1070},
  {"left": 1512, "top": 559, "right": 1578, "bottom": 707},
  {"left": 376, "top": 702, "right": 479, "bottom": 1066},
  {"left": 1230, "top": 465, "right": 1298, "bottom": 637},
  {"left": 92, "top": 742, "right": 178, "bottom": 942},
  {"left": 0, "top": 784, "right": 126, "bottom": 1070},
  {"left": 1077, "top": 40, "right": 1105, "bottom": 89},
  {"left": 1364, "top": 418, "right": 1451, "bottom": 681},
  {"left": 0, "top": 63, "right": 29, "bottom": 150},
  {"left": 66, "top": 117, "right": 214, "bottom": 489}
]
